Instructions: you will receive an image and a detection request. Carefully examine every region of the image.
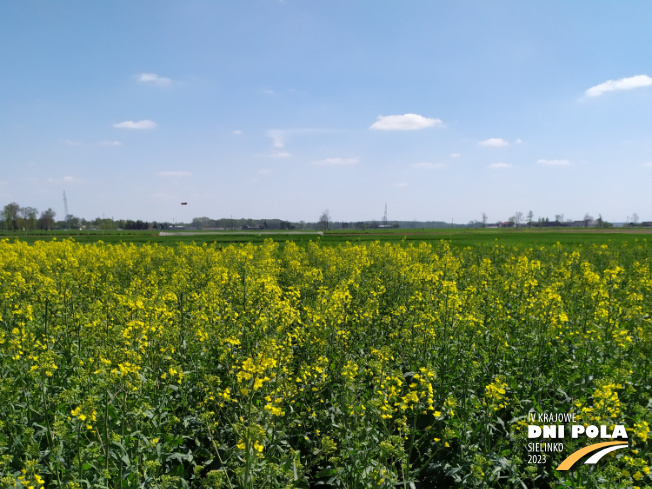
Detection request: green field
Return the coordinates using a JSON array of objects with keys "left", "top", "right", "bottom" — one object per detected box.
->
[{"left": 2, "top": 227, "right": 652, "bottom": 249}]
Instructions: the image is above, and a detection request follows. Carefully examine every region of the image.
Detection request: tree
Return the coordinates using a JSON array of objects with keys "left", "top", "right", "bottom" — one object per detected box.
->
[
  {"left": 527, "top": 210, "right": 534, "bottom": 227},
  {"left": 66, "top": 214, "right": 81, "bottom": 229},
  {"left": 481, "top": 213, "right": 488, "bottom": 229},
  {"left": 21, "top": 206, "right": 38, "bottom": 230},
  {"left": 192, "top": 217, "right": 211, "bottom": 230},
  {"left": 318, "top": 210, "right": 331, "bottom": 230},
  {"left": 38, "top": 208, "right": 56, "bottom": 230},
  {"left": 94, "top": 217, "right": 115, "bottom": 230},
  {"left": 2, "top": 202, "right": 21, "bottom": 231},
  {"left": 632, "top": 213, "right": 640, "bottom": 225},
  {"left": 595, "top": 215, "right": 612, "bottom": 228},
  {"left": 555, "top": 214, "right": 564, "bottom": 225},
  {"left": 583, "top": 213, "right": 593, "bottom": 228},
  {"left": 511, "top": 211, "right": 524, "bottom": 227}
]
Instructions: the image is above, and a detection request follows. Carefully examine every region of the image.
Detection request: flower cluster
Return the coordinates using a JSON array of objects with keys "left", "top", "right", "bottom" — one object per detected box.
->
[{"left": 0, "top": 238, "right": 650, "bottom": 487}]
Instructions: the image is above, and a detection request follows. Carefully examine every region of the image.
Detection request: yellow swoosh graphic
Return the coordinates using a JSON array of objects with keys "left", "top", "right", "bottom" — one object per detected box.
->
[{"left": 556, "top": 441, "right": 628, "bottom": 470}]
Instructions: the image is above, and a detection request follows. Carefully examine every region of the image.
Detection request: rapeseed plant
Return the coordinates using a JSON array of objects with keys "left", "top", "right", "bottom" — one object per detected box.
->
[{"left": 0, "top": 239, "right": 649, "bottom": 487}]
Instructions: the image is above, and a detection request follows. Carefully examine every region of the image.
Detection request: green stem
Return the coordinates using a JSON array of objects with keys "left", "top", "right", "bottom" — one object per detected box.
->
[{"left": 77, "top": 419, "right": 83, "bottom": 482}]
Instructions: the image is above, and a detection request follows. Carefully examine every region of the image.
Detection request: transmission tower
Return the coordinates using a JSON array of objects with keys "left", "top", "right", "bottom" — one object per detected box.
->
[
  {"left": 63, "top": 190, "right": 70, "bottom": 229},
  {"left": 382, "top": 203, "right": 388, "bottom": 226}
]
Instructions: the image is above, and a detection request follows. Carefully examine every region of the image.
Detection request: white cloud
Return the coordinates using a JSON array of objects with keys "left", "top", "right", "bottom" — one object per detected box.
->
[
  {"left": 515, "top": 138, "right": 523, "bottom": 144},
  {"left": 263, "top": 89, "right": 276, "bottom": 95},
  {"left": 488, "top": 162, "right": 512, "bottom": 169},
  {"left": 137, "top": 73, "right": 171, "bottom": 87},
  {"left": 413, "top": 162, "right": 444, "bottom": 169},
  {"left": 114, "top": 120, "right": 156, "bottom": 130},
  {"left": 370, "top": 114, "right": 442, "bottom": 131},
  {"left": 537, "top": 159, "right": 571, "bottom": 166},
  {"left": 641, "top": 162, "right": 652, "bottom": 167},
  {"left": 100, "top": 140, "right": 123, "bottom": 147},
  {"left": 271, "top": 151, "right": 292, "bottom": 158},
  {"left": 232, "top": 130, "right": 243, "bottom": 135},
  {"left": 479, "top": 138, "right": 509, "bottom": 147},
  {"left": 157, "top": 171, "right": 192, "bottom": 177},
  {"left": 450, "top": 153, "right": 461, "bottom": 158},
  {"left": 585, "top": 75, "right": 652, "bottom": 97},
  {"left": 312, "top": 157, "right": 358, "bottom": 166},
  {"left": 48, "top": 175, "right": 82, "bottom": 184}
]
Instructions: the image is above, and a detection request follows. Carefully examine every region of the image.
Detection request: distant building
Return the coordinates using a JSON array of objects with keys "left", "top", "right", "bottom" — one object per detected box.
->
[{"left": 242, "top": 221, "right": 268, "bottom": 230}]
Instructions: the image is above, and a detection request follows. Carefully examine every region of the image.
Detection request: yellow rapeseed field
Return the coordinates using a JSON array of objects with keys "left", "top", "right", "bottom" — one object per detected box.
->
[{"left": 0, "top": 238, "right": 650, "bottom": 488}]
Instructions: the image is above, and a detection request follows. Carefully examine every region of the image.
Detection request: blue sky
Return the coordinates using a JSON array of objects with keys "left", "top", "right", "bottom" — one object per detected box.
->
[{"left": 2, "top": 1, "right": 652, "bottom": 224}]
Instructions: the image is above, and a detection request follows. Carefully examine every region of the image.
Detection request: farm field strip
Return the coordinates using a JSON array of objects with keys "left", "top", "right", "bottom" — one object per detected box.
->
[{"left": 3, "top": 228, "right": 652, "bottom": 249}]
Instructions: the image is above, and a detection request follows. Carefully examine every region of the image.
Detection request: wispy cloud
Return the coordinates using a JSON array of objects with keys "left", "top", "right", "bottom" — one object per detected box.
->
[
  {"left": 271, "top": 151, "right": 292, "bottom": 159},
  {"left": 312, "top": 157, "right": 358, "bottom": 166},
  {"left": 157, "top": 171, "right": 192, "bottom": 177},
  {"left": 370, "top": 114, "right": 442, "bottom": 131},
  {"left": 586, "top": 75, "right": 652, "bottom": 97},
  {"left": 258, "top": 168, "right": 273, "bottom": 175},
  {"left": 268, "top": 130, "right": 287, "bottom": 148},
  {"left": 394, "top": 182, "right": 409, "bottom": 187},
  {"left": 413, "top": 162, "right": 444, "bottom": 169},
  {"left": 267, "top": 128, "right": 333, "bottom": 149},
  {"left": 263, "top": 89, "right": 276, "bottom": 95},
  {"left": 479, "top": 138, "right": 509, "bottom": 147},
  {"left": 232, "top": 130, "right": 243, "bottom": 135},
  {"left": 137, "top": 73, "right": 172, "bottom": 87},
  {"left": 488, "top": 162, "right": 512, "bottom": 169},
  {"left": 114, "top": 120, "right": 156, "bottom": 130},
  {"left": 450, "top": 153, "right": 461, "bottom": 158},
  {"left": 65, "top": 139, "right": 123, "bottom": 147},
  {"left": 641, "top": 162, "right": 652, "bottom": 167},
  {"left": 48, "top": 175, "right": 82, "bottom": 184},
  {"left": 537, "top": 159, "right": 570, "bottom": 166}
]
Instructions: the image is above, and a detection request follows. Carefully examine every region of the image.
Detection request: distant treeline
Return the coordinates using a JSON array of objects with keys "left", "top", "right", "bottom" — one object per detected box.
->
[
  {"left": 187, "top": 217, "right": 470, "bottom": 231},
  {"left": 3, "top": 201, "right": 649, "bottom": 232}
]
